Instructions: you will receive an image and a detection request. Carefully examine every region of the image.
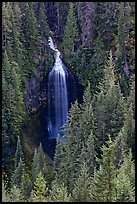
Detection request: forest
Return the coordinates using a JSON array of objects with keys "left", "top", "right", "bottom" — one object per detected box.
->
[{"left": 2, "top": 2, "right": 135, "bottom": 202}]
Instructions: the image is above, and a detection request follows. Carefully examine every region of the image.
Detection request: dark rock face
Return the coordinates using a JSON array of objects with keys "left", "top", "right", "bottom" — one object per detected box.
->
[{"left": 24, "top": 65, "right": 47, "bottom": 114}]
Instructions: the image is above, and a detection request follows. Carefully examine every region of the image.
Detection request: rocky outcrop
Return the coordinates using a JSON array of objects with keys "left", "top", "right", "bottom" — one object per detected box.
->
[{"left": 24, "top": 65, "right": 48, "bottom": 114}]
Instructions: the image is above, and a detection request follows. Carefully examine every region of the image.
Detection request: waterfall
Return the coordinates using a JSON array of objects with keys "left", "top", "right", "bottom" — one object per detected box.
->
[{"left": 48, "top": 37, "right": 68, "bottom": 140}]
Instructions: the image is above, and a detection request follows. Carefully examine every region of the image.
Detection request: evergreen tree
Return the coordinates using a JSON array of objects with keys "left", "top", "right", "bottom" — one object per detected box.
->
[
  {"left": 72, "top": 162, "right": 91, "bottom": 202},
  {"left": 20, "top": 2, "right": 41, "bottom": 76},
  {"left": 31, "top": 148, "right": 39, "bottom": 183},
  {"left": 55, "top": 2, "right": 69, "bottom": 41},
  {"left": 2, "top": 108, "right": 11, "bottom": 169},
  {"left": 12, "top": 157, "right": 25, "bottom": 190},
  {"left": 54, "top": 83, "right": 95, "bottom": 192},
  {"left": 37, "top": 2, "right": 50, "bottom": 40},
  {"left": 114, "top": 129, "right": 127, "bottom": 168},
  {"left": 94, "top": 2, "right": 119, "bottom": 49},
  {"left": 80, "top": 82, "right": 95, "bottom": 142},
  {"left": 53, "top": 135, "right": 65, "bottom": 175},
  {"left": 78, "top": 2, "right": 96, "bottom": 48},
  {"left": 116, "top": 2, "right": 129, "bottom": 96},
  {"left": 49, "top": 181, "right": 71, "bottom": 202},
  {"left": 99, "top": 50, "right": 116, "bottom": 94},
  {"left": 115, "top": 150, "right": 135, "bottom": 202},
  {"left": 91, "top": 137, "right": 117, "bottom": 202},
  {"left": 88, "top": 36, "right": 106, "bottom": 96},
  {"left": 121, "top": 149, "right": 135, "bottom": 189},
  {"left": 2, "top": 51, "right": 13, "bottom": 170},
  {"left": 9, "top": 62, "right": 26, "bottom": 137},
  {"left": 2, "top": 180, "right": 10, "bottom": 202},
  {"left": 79, "top": 131, "right": 95, "bottom": 176},
  {"left": 128, "top": 75, "right": 135, "bottom": 117},
  {"left": 31, "top": 172, "right": 48, "bottom": 202},
  {"left": 31, "top": 143, "right": 47, "bottom": 183},
  {"left": 54, "top": 101, "right": 81, "bottom": 191},
  {"left": 123, "top": 103, "right": 135, "bottom": 152},
  {"left": 93, "top": 50, "right": 127, "bottom": 155},
  {"left": 14, "top": 135, "right": 24, "bottom": 168},
  {"left": 62, "top": 2, "right": 79, "bottom": 58},
  {"left": 9, "top": 185, "right": 24, "bottom": 202}
]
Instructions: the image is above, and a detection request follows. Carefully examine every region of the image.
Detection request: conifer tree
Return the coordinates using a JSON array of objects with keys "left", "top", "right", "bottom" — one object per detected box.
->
[
  {"left": 9, "top": 61, "right": 26, "bottom": 137},
  {"left": 14, "top": 135, "right": 24, "bottom": 168},
  {"left": 2, "top": 48, "right": 26, "bottom": 140},
  {"left": 79, "top": 82, "right": 95, "bottom": 143},
  {"left": 79, "top": 131, "right": 95, "bottom": 176},
  {"left": 20, "top": 2, "right": 41, "bottom": 76},
  {"left": 53, "top": 135, "right": 65, "bottom": 175},
  {"left": 99, "top": 50, "right": 116, "bottom": 94},
  {"left": 53, "top": 101, "right": 82, "bottom": 190},
  {"left": 2, "top": 180, "right": 10, "bottom": 202},
  {"left": 123, "top": 103, "right": 135, "bottom": 151},
  {"left": 31, "top": 172, "right": 48, "bottom": 202},
  {"left": 12, "top": 157, "right": 25, "bottom": 190},
  {"left": 31, "top": 143, "right": 47, "bottom": 183},
  {"left": 115, "top": 150, "right": 135, "bottom": 202},
  {"left": 91, "top": 137, "right": 117, "bottom": 202},
  {"left": 9, "top": 185, "right": 24, "bottom": 202},
  {"left": 93, "top": 50, "right": 127, "bottom": 153},
  {"left": 121, "top": 149, "right": 135, "bottom": 189},
  {"left": 128, "top": 75, "right": 135, "bottom": 117},
  {"left": 37, "top": 2, "right": 50, "bottom": 40},
  {"left": 62, "top": 2, "right": 79, "bottom": 58},
  {"left": 31, "top": 148, "right": 39, "bottom": 183},
  {"left": 88, "top": 36, "right": 106, "bottom": 96},
  {"left": 54, "top": 83, "right": 95, "bottom": 192},
  {"left": 72, "top": 162, "right": 91, "bottom": 202},
  {"left": 2, "top": 51, "right": 13, "bottom": 169},
  {"left": 114, "top": 129, "right": 127, "bottom": 168},
  {"left": 49, "top": 181, "right": 71, "bottom": 202},
  {"left": 116, "top": 2, "right": 129, "bottom": 96}
]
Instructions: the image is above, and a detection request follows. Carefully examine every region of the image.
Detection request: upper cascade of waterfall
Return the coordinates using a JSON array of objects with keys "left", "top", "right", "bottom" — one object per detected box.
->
[
  {"left": 48, "top": 37, "right": 63, "bottom": 72},
  {"left": 48, "top": 37, "right": 61, "bottom": 63}
]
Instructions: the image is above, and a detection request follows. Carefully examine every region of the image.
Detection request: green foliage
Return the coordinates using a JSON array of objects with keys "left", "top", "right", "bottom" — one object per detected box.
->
[
  {"left": 123, "top": 103, "right": 135, "bottom": 151},
  {"left": 12, "top": 157, "right": 25, "bottom": 189},
  {"left": 93, "top": 51, "right": 127, "bottom": 156},
  {"left": 3, "top": 179, "right": 24, "bottom": 202},
  {"left": 54, "top": 83, "right": 95, "bottom": 192},
  {"left": 49, "top": 181, "right": 71, "bottom": 202},
  {"left": 116, "top": 2, "right": 130, "bottom": 96},
  {"left": 14, "top": 135, "right": 24, "bottom": 168},
  {"left": 91, "top": 137, "right": 117, "bottom": 202},
  {"left": 37, "top": 2, "right": 50, "bottom": 40},
  {"left": 121, "top": 149, "right": 135, "bottom": 189},
  {"left": 99, "top": 50, "right": 116, "bottom": 94},
  {"left": 94, "top": 2, "right": 118, "bottom": 49},
  {"left": 72, "top": 162, "right": 91, "bottom": 202},
  {"left": 87, "top": 36, "right": 106, "bottom": 95},
  {"left": 2, "top": 3, "right": 135, "bottom": 202},
  {"left": 114, "top": 129, "right": 127, "bottom": 168},
  {"left": 31, "top": 172, "right": 48, "bottom": 202},
  {"left": 9, "top": 185, "right": 24, "bottom": 202},
  {"left": 62, "top": 2, "right": 79, "bottom": 58},
  {"left": 2, "top": 181, "right": 10, "bottom": 202},
  {"left": 115, "top": 150, "right": 135, "bottom": 202},
  {"left": 31, "top": 143, "right": 47, "bottom": 183}
]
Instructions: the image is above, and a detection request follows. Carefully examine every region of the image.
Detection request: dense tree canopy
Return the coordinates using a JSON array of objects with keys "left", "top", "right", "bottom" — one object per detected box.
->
[{"left": 2, "top": 2, "right": 135, "bottom": 202}]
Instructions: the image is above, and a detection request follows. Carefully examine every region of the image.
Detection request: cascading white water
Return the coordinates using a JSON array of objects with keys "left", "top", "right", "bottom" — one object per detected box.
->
[{"left": 48, "top": 37, "right": 68, "bottom": 139}]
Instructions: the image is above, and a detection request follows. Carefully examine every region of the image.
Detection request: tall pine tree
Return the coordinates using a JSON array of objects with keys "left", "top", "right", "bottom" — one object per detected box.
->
[{"left": 62, "top": 2, "right": 79, "bottom": 60}]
